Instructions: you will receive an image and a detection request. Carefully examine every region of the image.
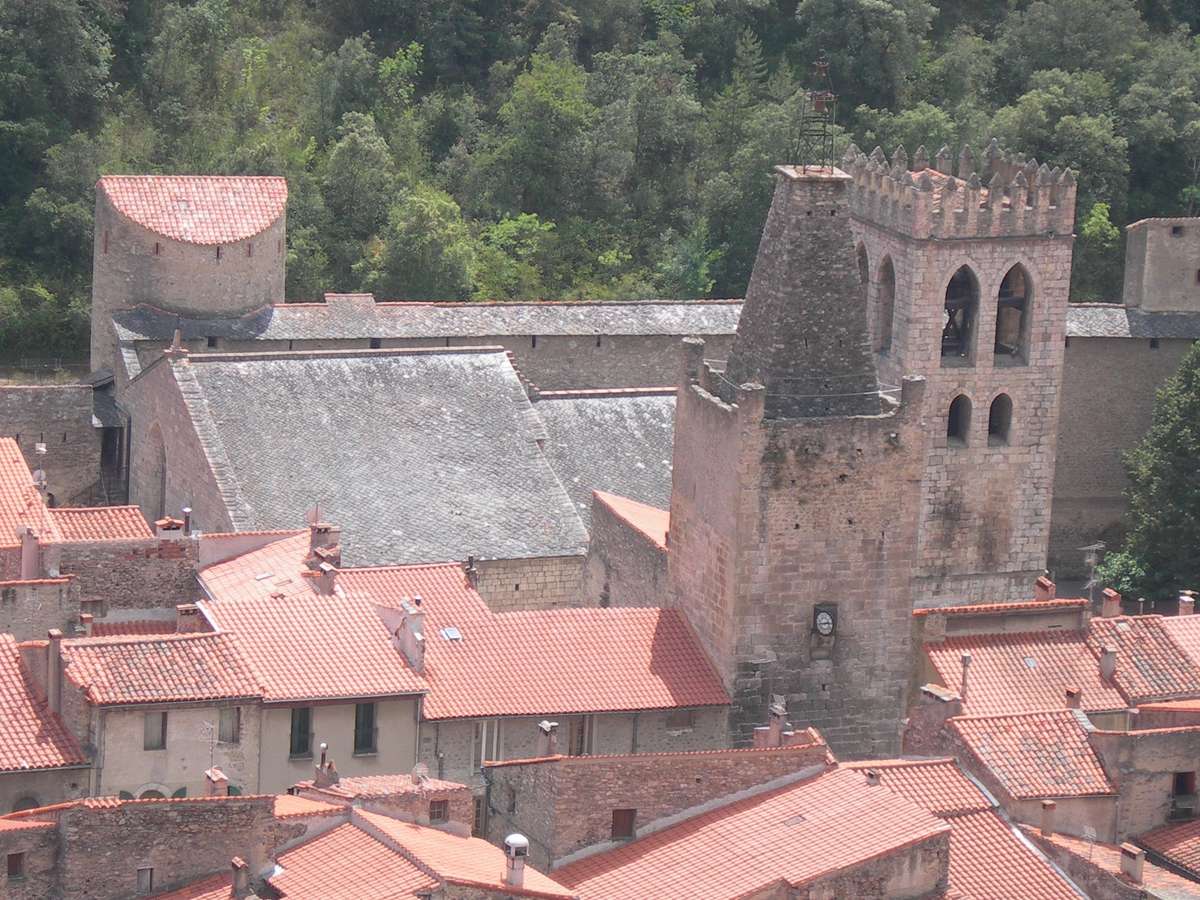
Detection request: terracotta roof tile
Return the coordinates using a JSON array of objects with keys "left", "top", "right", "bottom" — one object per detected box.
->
[
  {"left": 555, "top": 767, "right": 949, "bottom": 899},
  {"left": 1035, "top": 829, "right": 1200, "bottom": 898},
  {"left": 266, "top": 821, "right": 436, "bottom": 899},
  {"left": 950, "top": 711, "right": 1116, "bottom": 799},
  {"left": 357, "top": 809, "right": 575, "bottom": 897},
  {"left": 0, "top": 438, "right": 56, "bottom": 549},
  {"left": 97, "top": 175, "right": 286, "bottom": 245},
  {"left": 1160, "top": 615, "right": 1200, "bottom": 670},
  {"left": 845, "top": 759, "right": 991, "bottom": 816},
  {"left": 926, "top": 631, "right": 1127, "bottom": 716},
  {"left": 201, "top": 534, "right": 726, "bottom": 717},
  {"left": 0, "top": 634, "right": 86, "bottom": 772},
  {"left": 61, "top": 633, "right": 261, "bottom": 705},
  {"left": 47, "top": 506, "right": 152, "bottom": 542},
  {"left": 90, "top": 619, "right": 175, "bottom": 637},
  {"left": 592, "top": 491, "right": 669, "bottom": 549},
  {"left": 913, "top": 599, "right": 1089, "bottom": 617},
  {"left": 273, "top": 793, "right": 342, "bottom": 819},
  {"left": 1138, "top": 818, "right": 1200, "bottom": 878},
  {"left": 153, "top": 871, "right": 235, "bottom": 900},
  {"left": 297, "top": 772, "right": 466, "bottom": 801},
  {"left": 1087, "top": 616, "right": 1200, "bottom": 702}
]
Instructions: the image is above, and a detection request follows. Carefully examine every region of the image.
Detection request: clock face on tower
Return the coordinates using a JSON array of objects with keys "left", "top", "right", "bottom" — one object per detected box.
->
[{"left": 814, "top": 609, "right": 835, "bottom": 636}]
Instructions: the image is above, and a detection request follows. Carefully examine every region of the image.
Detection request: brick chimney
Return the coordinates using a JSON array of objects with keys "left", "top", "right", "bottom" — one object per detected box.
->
[
  {"left": 78, "top": 613, "right": 93, "bottom": 637},
  {"left": 753, "top": 696, "right": 790, "bottom": 748},
  {"left": 1101, "top": 588, "right": 1122, "bottom": 618},
  {"left": 19, "top": 527, "right": 39, "bottom": 580},
  {"left": 391, "top": 598, "right": 425, "bottom": 672},
  {"left": 1180, "top": 592, "right": 1196, "bottom": 616},
  {"left": 46, "top": 629, "right": 63, "bottom": 714},
  {"left": 314, "top": 743, "right": 339, "bottom": 788},
  {"left": 959, "top": 652, "right": 972, "bottom": 705},
  {"left": 205, "top": 766, "right": 229, "bottom": 796},
  {"left": 536, "top": 720, "right": 559, "bottom": 757},
  {"left": 231, "top": 857, "right": 250, "bottom": 899},
  {"left": 155, "top": 516, "right": 184, "bottom": 539},
  {"left": 1100, "top": 646, "right": 1118, "bottom": 681},
  {"left": 1040, "top": 800, "right": 1057, "bottom": 836},
  {"left": 1035, "top": 574, "right": 1056, "bottom": 601},
  {"left": 1119, "top": 843, "right": 1144, "bottom": 884},
  {"left": 176, "top": 603, "right": 202, "bottom": 633},
  {"left": 504, "top": 834, "right": 529, "bottom": 889},
  {"left": 313, "top": 561, "right": 337, "bottom": 595},
  {"left": 1065, "top": 687, "right": 1082, "bottom": 709}
]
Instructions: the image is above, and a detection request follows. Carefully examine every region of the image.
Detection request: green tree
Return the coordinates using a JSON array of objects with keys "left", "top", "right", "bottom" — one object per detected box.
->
[
  {"left": 472, "top": 214, "right": 557, "bottom": 300},
  {"left": 1071, "top": 201, "right": 1123, "bottom": 300},
  {"left": 1099, "top": 341, "right": 1200, "bottom": 600}
]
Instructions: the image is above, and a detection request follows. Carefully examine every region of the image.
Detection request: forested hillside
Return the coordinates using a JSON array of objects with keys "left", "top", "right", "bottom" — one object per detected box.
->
[{"left": 1, "top": 0, "right": 1198, "bottom": 358}]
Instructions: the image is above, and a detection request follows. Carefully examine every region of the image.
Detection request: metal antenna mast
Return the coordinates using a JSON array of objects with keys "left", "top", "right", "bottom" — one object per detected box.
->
[{"left": 792, "top": 51, "right": 838, "bottom": 172}]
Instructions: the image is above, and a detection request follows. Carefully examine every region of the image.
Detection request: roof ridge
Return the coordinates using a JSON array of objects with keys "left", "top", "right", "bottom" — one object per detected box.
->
[
  {"left": 186, "top": 345, "right": 508, "bottom": 365},
  {"left": 62, "top": 631, "right": 220, "bottom": 647},
  {"left": 948, "top": 708, "right": 1085, "bottom": 723}
]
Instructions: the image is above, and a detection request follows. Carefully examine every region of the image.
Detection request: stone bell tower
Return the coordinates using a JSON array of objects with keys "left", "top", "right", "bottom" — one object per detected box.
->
[{"left": 667, "top": 164, "right": 928, "bottom": 757}]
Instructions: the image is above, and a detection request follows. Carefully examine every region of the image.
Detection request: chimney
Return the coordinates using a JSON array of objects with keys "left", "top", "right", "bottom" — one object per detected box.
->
[
  {"left": 392, "top": 599, "right": 425, "bottom": 672},
  {"left": 155, "top": 516, "right": 184, "bottom": 539},
  {"left": 463, "top": 555, "right": 479, "bottom": 588},
  {"left": 1101, "top": 588, "right": 1122, "bottom": 618},
  {"left": 504, "top": 834, "right": 529, "bottom": 889},
  {"left": 959, "top": 652, "right": 972, "bottom": 704},
  {"left": 47, "top": 628, "right": 63, "bottom": 715},
  {"left": 1040, "top": 799, "right": 1057, "bottom": 836},
  {"left": 314, "top": 743, "right": 339, "bottom": 788},
  {"left": 205, "top": 766, "right": 229, "bottom": 796},
  {"left": 181, "top": 506, "right": 192, "bottom": 536},
  {"left": 1065, "top": 687, "right": 1082, "bottom": 709},
  {"left": 1100, "top": 646, "right": 1118, "bottom": 681},
  {"left": 165, "top": 327, "right": 186, "bottom": 358},
  {"left": 176, "top": 603, "right": 201, "bottom": 633},
  {"left": 78, "top": 613, "right": 93, "bottom": 637},
  {"left": 231, "top": 857, "right": 250, "bottom": 899},
  {"left": 864, "top": 769, "right": 881, "bottom": 787},
  {"left": 1180, "top": 592, "right": 1196, "bottom": 616},
  {"left": 313, "top": 561, "right": 337, "bottom": 595},
  {"left": 1119, "top": 843, "right": 1145, "bottom": 884},
  {"left": 307, "top": 522, "right": 341, "bottom": 565},
  {"left": 19, "top": 527, "right": 39, "bottom": 579},
  {"left": 1035, "top": 574, "right": 1056, "bottom": 601},
  {"left": 536, "top": 720, "right": 559, "bottom": 757}
]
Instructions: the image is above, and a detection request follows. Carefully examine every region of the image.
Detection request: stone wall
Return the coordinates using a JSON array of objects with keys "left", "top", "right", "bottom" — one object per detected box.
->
[
  {"left": 1025, "top": 831, "right": 1144, "bottom": 900},
  {"left": 582, "top": 497, "right": 668, "bottom": 607},
  {"left": 1088, "top": 726, "right": 1200, "bottom": 839},
  {"left": 483, "top": 741, "right": 831, "bottom": 869},
  {"left": 59, "top": 536, "right": 200, "bottom": 612},
  {"left": 92, "top": 187, "right": 285, "bottom": 374},
  {"left": 0, "top": 821, "right": 58, "bottom": 900},
  {"left": 0, "top": 578, "right": 79, "bottom": 642},
  {"left": 1123, "top": 218, "right": 1200, "bottom": 312},
  {"left": 1050, "top": 335, "right": 1192, "bottom": 576},
  {"left": 800, "top": 835, "right": 950, "bottom": 899},
  {"left": 0, "top": 385, "right": 102, "bottom": 505},
  {"left": 0, "top": 767, "right": 89, "bottom": 815},
  {"left": 473, "top": 555, "right": 584, "bottom": 612}
]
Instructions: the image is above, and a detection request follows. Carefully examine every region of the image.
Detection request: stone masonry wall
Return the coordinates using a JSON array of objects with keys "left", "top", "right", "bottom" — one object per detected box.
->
[
  {"left": 484, "top": 741, "right": 831, "bottom": 869},
  {"left": 58, "top": 536, "right": 199, "bottom": 612},
  {"left": 0, "top": 579, "right": 79, "bottom": 642},
  {"left": 582, "top": 498, "right": 668, "bottom": 607},
  {"left": 473, "top": 555, "right": 584, "bottom": 612},
  {"left": 1089, "top": 726, "right": 1200, "bottom": 839},
  {"left": 850, "top": 222, "right": 1074, "bottom": 605},
  {"left": 0, "top": 822, "right": 58, "bottom": 900},
  {"left": 0, "top": 767, "right": 89, "bottom": 816},
  {"left": 800, "top": 834, "right": 950, "bottom": 900},
  {"left": 1123, "top": 218, "right": 1200, "bottom": 312},
  {"left": 0, "top": 385, "right": 102, "bottom": 505},
  {"left": 1050, "top": 335, "right": 1191, "bottom": 576}
]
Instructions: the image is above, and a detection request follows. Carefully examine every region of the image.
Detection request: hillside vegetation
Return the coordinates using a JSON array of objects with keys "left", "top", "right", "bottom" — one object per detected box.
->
[{"left": 1, "top": 0, "right": 1198, "bottom": 357}]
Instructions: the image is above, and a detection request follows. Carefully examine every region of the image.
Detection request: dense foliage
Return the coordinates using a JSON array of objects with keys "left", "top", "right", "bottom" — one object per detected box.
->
[
  {"left": 1, "top": 0, "right": 1198, "bottom": 358},
  {"left": 1099, "top": 341, "right": 1200, "bottom": 601}
]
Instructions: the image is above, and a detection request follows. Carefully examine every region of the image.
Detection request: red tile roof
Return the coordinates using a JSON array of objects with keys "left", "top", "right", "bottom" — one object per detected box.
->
[
  {"left": 98, "top": 175, "right": 287, "bottom": 245},
  {"left": 1035, "top": 829, "right": 1200, "bottom": 898},
  {"left": 950, "top": 710, "right": 1116, "bottom": 799},
  {"left": 1137, "top": 818, "right": 1200, "bottom": 879},
  {"left": 60, "top": 633, "right": 261, "bottom": 705},
  {"left": 1161, "top": 614, "right": 1200, "bottom": 670},
  {"left": 265, "top": 821, "right": 435, "bottom": 899},
  {"left": 90, "top": 619, "right": 176, "bottom": 637},
  {"left": 0, "top": 634, "right": 86, "bottom": 772},
  {"left": 555, "top": 766, "right": 949, "bottom": 899},
  {"left": 0, "top": 438, "right": 55, "bottom": 550},
  {"left": 593, "top": 491, "right": 669, "bottom": 549},
  {"left": 1088, "top": 615, "right": 1200, "bottom": 702},
  {"left": 298, "top": 772, "right": 466, "bottom": 801},
  {"left": 847, "top": 760, "right": 1082, "bottom": 900},
  {"left": 273, "top": 793, "right": 342, "bottom": 819},
  {"left": 48, "top": 506, "right": 153, "bottom": 542},
  {"left": 201, "top": 534, "right": 727, "bottom": 717},
  {"left": 358, "top": 809, "right": 575, "bottom": 897},
  {"left": 913, "top": 599, "right": 1089, "bottom": 617},
  {"left": 153, "top": 871, "right": 236, "bottom": 900},
  {"left": 926, "top": 631, "right": 1127, "bottom": 716}
]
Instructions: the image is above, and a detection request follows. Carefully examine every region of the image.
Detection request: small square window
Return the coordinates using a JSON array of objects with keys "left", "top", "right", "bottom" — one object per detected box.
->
[
  {"left": 429, "top": 799, "right": 449, "bottom": 823},
  {"left": 144, "top": 711, "right": 167, "bottom": 751},
  {"left": 665, "top": 709, "right": 695, "bottom": 731},
  {"left": 206, "top": 336, "right": 218, "bottom": 349},
  {"left": 1172, "top": 225, "right": 1184, "bottom": 236},
  {"left": 7, "top": 852, "right": 25, "bottom": 878},
  {"left": 369, "top": 337, "right": 382, "bottom": 349},
  {"left": 1151, "top": 338, "right": 1161, "bottom": 350},
  {"left": 218, "top": 707, "right": 240, "bottom": 744},
  {"left": 611, "top": 808, "right": 636, "bottom": 840},
  {"left": 136, "top": 866, "right": 154, "bottom": 894}
]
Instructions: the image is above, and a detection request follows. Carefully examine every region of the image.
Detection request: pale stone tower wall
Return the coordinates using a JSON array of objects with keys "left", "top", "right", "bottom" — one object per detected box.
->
[
  {"left": 1122, "top": 217, "right": 1200, "bottom": 312},
  {"left": 91, "top": 176, "right": 286, "bottom": 376},
  {"left": 667, "top": 167, "right": 930, "bottom": 757},
  {"left": 845, "top": 143, "right": 1077, "bottom": 604}
]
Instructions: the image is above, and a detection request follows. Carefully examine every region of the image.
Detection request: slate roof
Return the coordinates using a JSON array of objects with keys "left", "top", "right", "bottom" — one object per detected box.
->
[
  {"left": 950, "top": 710, "right": 1116, "bottom": 799},
  {"left": 200, "top": 532, "right": 727, "bottom": 718},
  {"left": 60, "top": 633, "right": 262, "bottom": 706},
  {"left": 0, "top": 634, "right": 87, "bottom": 772},
  {"left": 1065, "top": 303, "right": 1200, "bottom": 339},
  {"left": 112, "top": 296, "right": 744, "bottom": 343},
  {"left": 164, "top": 348, "right": 588, "bottom": 566},
  {"left": 925, "top": 631, "right": 1127, "bottom": 716},
  {"left": 846, "top": 759, "right": 1083, "bottom": 900},
  {"left": 1087, "top": 615, "right": 1200, "bottom": 703},
  {"left": 555, "top": 766, "right": 950, "bottom": 899},
  {"left": 533, "top": 390, "right": 675, "bottom": 526},
  {"left": 97, "top": 175, "right": 287, "bottom": 245}
]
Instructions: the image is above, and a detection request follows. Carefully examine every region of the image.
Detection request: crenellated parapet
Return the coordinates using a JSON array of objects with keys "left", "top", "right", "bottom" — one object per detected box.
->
[{"left": 843, "top": 139, "right": 1077, "bottom": 241}]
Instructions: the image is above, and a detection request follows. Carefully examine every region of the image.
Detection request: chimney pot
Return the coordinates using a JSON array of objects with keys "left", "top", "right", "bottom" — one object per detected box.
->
[
  {"left": 1100, "top": 646, "right": 1118, "bottom": 681},
  {"left": 504, "top": 834, "right": 529, "bottom": 888},
  {"left": 78, "top": 613, "right": 93, "bottom": 637},
  {"left": 1035, "top": 574, "right": 1056, "bottom": 601},
  {"left": 205, "top": 766, "right": 229, "bottom": 797},
  {"left": 176, "top": 603, "right": 201, "bottom": 633},
  {"left": 1120, "top": 843, "right": 1145, "bottom": 884},
  {"left": 865, "top": 769, "right": 881, "bottom": 786},
  {"left": 960, "top": 652, "right": 972, "bottom": 704},
  {"left": 181, "top": 506, "right": 192, "bottom": 535},
  {"left": 155, "top": 516, "right": 184, "bottom": 539},
  {"left": 1065, "top": 687, "right": 1082, "bottom": 709},
  {"left": 314, "top": 561, "right": 337, "bottom": 594},
  {"left": 231, "top": 857, "right": 250, "bottom": 898},
  {"left": 1040, "top": 799, "right": 1057, "bottom": 836},
  {"left": 393, "top": 600, "right": 426, "bottom": 672},
  {"left": 1101, "top": 588, "right": 1122, "bottom": 618},
  {"left": 47, "top": 628, "right": 63, "bottom": 714},
  {"left": 1180, "top": 594, "right": 1195, "bottom": 616}
]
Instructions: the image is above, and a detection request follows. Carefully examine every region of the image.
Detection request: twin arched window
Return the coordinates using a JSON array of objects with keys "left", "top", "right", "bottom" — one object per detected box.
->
[
  {"left": 947, "top": 393, "right": 1013, "bottom": 447},
  {"left": 942, "top": 264, "right": 1032, "bottom": 365}
]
